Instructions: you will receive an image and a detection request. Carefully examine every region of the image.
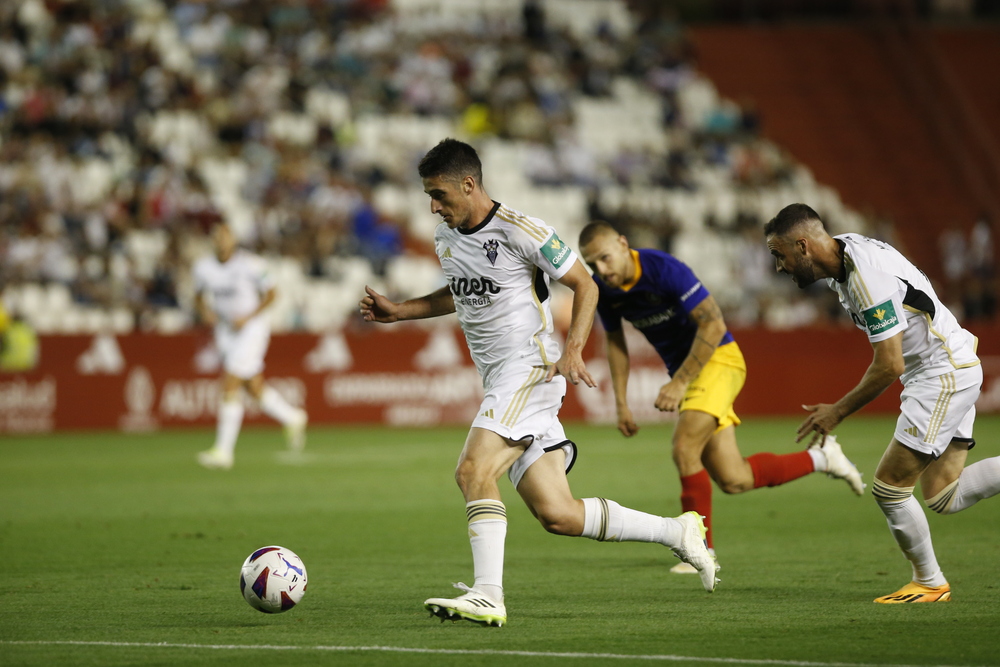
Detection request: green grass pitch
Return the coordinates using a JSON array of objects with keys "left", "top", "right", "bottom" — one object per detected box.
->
[{"left": 2, "top": 416, "right": 998, "bottom": 666}]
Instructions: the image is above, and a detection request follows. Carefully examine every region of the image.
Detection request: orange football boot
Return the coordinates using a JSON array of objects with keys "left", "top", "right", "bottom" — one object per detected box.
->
[{"left": 874, "top": 581, "right": 951, "bottom": 604}]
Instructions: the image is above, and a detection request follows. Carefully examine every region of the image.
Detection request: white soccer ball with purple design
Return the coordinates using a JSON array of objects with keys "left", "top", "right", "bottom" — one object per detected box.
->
[{"left": 239, "top": 546, "right": 308, "bottom": 613}]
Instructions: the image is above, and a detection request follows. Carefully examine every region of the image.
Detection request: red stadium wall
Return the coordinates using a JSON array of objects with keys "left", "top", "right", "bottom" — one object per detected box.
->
[
  {"left": 688, "top": 24, "right": 1000, "bottom": 281},
  {"left": 2, "top": 325, "right": 999, "bottom": 433}
]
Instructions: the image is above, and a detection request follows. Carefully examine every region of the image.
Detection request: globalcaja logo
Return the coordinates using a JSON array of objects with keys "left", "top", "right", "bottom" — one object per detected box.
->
[
  {"left": 863, "top": 300, "right": 899, "bottom": 334},
  {"left": 541, "top": 233, "right": 571, "bottom": 268}
]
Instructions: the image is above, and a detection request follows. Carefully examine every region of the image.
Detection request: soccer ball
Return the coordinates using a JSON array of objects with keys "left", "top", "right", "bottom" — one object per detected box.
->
[{"left": 239, "top": 546, "right": 308, "bottom": 613}]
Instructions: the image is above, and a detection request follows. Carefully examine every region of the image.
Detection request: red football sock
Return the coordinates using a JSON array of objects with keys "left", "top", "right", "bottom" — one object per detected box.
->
[
  {"left": 747, "top": 451, "right": 815, "bottom": 489},
  {"left": 680, "top": 469, "right": 714, "bottom": 549}
]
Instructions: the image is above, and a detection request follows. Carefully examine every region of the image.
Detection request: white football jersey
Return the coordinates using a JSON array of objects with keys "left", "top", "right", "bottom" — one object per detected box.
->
[
  {"left": 434, "top": 202, "right": 578, "bottom": 388},
  {"left": 192, "top": 250, "right": 274, "bottom": 327},
  {"left": 828, "top": 233, "right": 978, "bottom": 384}
]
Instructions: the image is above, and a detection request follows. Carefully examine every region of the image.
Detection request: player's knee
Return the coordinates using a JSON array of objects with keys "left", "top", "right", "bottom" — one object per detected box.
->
[
  {"left": 871, "top": 478, "right": 914, "bottom": 504},
  {"left": 534, "top": 504, "right": 580, "bottom": 536},
  {"left": 453, "top": 460, "right": 479, "bottom": 493},
  {"left": 671, "top": 443, "right": 704, "bottom": 471},
  {"left": 716, "top": 477, "right": 752, "bottom": 495},
  {"left": 454, "top": 459, "right": 502, "bottom": 496}
]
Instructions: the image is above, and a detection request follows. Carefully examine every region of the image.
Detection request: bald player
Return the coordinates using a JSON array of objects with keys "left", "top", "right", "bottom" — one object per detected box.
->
[
  {"left": 580, "top": 220, "right": 865, "bottom": 574},
  {"left": 766, "top": 203, "right": 1000, "bottom": 603}
]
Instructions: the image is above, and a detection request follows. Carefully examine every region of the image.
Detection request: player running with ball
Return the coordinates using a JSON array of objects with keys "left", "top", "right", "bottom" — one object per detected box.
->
[{"left": 361, "top": 139, "right": 718, "bottom": 627}]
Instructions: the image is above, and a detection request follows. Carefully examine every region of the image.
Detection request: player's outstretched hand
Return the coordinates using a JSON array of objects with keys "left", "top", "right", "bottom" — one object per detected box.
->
[
  {"left": 360, "top": 285, "right": 401, "bottom": 323},
  {"left": 617, "top": 406, "right": 639, "bottom": 437},
  {"left": 796, "top": 402, "right": 842, "bottom": 447},
  {"left": 546, "top": 350, "right": 596, "bottom": 388}
]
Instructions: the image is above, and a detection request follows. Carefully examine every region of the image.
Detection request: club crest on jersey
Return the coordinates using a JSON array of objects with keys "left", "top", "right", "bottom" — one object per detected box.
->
[{"left": 483, "top": 239, "right": 499, "bottom": 266}]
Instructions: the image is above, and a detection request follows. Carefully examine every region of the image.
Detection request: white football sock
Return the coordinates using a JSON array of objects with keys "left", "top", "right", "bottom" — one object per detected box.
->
[
  {"left": 876, "top": 492, "right": 946, "bottom": 587},
  {"left": 808, "top": 447, "right": 827, "bottom": 471},
  {"left": 466, "top": 500, "right": 506, "bottom": 603},
  {"left": 926, "top": 456, "right": 1000, "bottom": 514},
  {"left": 581, "top": 498, "right": 680, "bottom": 546},
  {"left": 950, "top": 456, "right": 1000, "bottom": 513},
  {"left": 260, "top": 386, "right": 300, "bottom": 426},
  {"left": 215, "top": 400, "right": 244, "bottom": 456}
]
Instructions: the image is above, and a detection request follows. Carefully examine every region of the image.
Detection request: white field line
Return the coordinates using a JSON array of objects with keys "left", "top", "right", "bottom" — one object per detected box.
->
[{"left": 0, "top": 640, "right": 985, "bottom": 667}]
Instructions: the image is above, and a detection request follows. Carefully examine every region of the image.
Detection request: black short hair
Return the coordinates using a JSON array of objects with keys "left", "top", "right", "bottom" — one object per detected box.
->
[
  {"left": 418, "top": 138, "right": 483, "bottom": 185},
  {"left": 578, "top": 220, "right": 621, "bottom": 247},
  {"left": 764, "top": 203, "right": 823, "bottom": 237}
]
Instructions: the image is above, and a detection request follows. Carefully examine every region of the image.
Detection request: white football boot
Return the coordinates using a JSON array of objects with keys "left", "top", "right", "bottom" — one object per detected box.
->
[
  {"left": 197, "top": 448, "right": 233, "bottom": 470},
  {"left": 812, "top": 435, "right": 865, "bottom": 495},
  {"left": 671, "top": 511, "right": 720, "bottom": 592},
  {"left": 285, "top": 409, "right": 308, "bottom": 452},
  {"left": 670, "top": 547, "right": 717, "bottom": 574},
  {"left": 424, "top": 583, "right": 506, "bottom": 627}
]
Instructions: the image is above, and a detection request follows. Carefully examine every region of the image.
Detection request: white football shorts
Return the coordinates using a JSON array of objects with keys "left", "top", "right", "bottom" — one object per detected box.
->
[
  {"left": 214, "top": 317, "right": 271, "bottom": 379},
  {"left": 471, "top": 362, "right": 577, "bottom": 489},
  {"left": 894, "top": 364, "right": 982, "bottom": 457}
]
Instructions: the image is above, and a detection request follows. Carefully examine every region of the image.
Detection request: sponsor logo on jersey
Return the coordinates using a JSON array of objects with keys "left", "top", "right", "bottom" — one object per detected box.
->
[
  {"left": 863, "top": 299, "right": 899, "bottom": 334},
  {"left": 630, "top": 308, "right": 676, "bottom": 329},
  {"left": 483, "top": 239, "right": 499, "bottom": 266},
  {"left": 450, "top": 276, "right": 501, "bottom": 297},
  {"left": 680, "top": 282, "right": 702, "bottom": 302},
  {"left": 441, "top": 247, "right": 452, "bottom": 259},
  {"left": 450, "top": 276, "right": 501, "bottom": 306},
  {"left": 540, "top": 233, "right": 571, "bottom": 269}
]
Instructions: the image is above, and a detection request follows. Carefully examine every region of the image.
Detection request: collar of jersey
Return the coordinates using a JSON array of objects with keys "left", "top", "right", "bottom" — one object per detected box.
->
[
  {"left": 835, "top": 238, "right": 849, "bottom": 283},
  {"left": 458, "top": 201, "right": 501, "bottom": 235},
  {"left": 618, "top": 249, "right": 643, "bottom": 292}
]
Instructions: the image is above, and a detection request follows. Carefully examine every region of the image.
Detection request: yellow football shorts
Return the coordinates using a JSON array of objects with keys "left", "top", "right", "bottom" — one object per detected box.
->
[{"left": 679, "top": 341, "right": 746, "bottom": 432}]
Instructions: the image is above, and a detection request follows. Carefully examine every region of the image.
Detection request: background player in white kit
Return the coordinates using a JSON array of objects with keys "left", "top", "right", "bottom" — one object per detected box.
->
[
  {"left": 360, "top": 139, "right": 718, "bottom": 628},
  {"left": 193, "top": 223, "right": 307, "bottom": 470},
  {"left": 765, "top": 204, "right": 1000, "bottom": 603}
]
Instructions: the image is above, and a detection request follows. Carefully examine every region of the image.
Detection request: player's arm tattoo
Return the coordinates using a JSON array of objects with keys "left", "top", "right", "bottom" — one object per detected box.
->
[{"left": 673, "top": 296, "right": 727, "bottom": 385}]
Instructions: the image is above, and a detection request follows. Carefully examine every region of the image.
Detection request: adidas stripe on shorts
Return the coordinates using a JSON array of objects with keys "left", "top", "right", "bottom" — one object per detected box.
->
[
  {"left": 471, "top": 360, "right": 577, "bottom": 489},
  {"left": 894, "top": 364, "right": 982, "bottom": 457}
]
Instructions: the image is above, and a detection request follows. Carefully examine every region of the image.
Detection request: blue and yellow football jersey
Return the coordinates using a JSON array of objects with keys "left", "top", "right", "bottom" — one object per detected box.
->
[{"left": 594, "top": 249, "right": 735, "bottom": 375}]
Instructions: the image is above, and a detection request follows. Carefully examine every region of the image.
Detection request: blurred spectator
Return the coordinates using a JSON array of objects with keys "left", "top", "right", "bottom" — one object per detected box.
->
[
  {"left": 939, "top": 226, "right": 967, "bottom": 312},
  {"left": 965, "top": 213, "right": 996, "bottom": 320},
  {"left": 0, "top": 304, "right": 39, "bottom": 372},
  {"left": 0, "top": 0, "right": 883, "bottom": 335}
]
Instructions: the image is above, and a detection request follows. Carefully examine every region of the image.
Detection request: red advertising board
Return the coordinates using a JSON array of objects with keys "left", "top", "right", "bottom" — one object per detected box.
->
[{"left": 2, "top": 323, "right": 999, "bottom": 433}]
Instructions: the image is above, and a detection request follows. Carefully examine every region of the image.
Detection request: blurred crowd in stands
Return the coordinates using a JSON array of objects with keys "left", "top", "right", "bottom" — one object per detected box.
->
[{"left": 0, "top": 0, "right": 993, "bottom": 340}]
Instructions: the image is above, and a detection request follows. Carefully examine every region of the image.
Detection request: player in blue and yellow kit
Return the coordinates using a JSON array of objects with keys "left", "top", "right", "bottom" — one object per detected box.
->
[{"left": 579, "top": 221, "right": 865, "bottom": 572}]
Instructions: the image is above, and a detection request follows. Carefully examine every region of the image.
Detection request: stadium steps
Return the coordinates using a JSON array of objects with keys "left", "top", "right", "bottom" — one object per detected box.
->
[{"left": 688, "top": 22, "right": 1000, "bottom": 279}]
